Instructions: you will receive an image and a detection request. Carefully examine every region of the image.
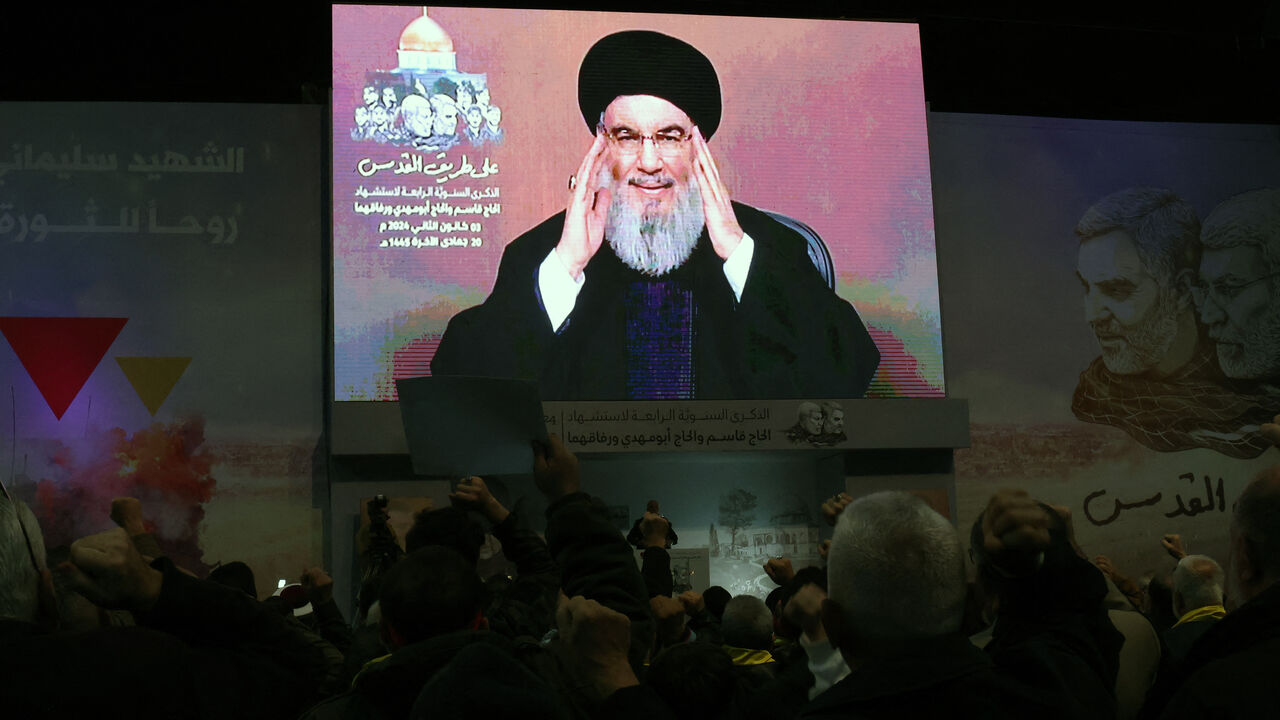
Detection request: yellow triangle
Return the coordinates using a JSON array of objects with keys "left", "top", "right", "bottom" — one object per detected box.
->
[{"left": 115, "top": 357, "right": 192, "bottom": 416}]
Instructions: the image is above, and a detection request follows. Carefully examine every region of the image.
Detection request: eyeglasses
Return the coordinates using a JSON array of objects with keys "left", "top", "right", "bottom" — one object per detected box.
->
[
  {"left": 1190, "top": 272, "right": 1279, "bottom": 306},
  {"left": 599, "top": 125, "right": 691, "bottom": 157}
]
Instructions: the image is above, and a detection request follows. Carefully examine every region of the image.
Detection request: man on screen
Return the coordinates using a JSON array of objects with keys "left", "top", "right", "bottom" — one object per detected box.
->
[
  {"left": 432, "top": 30, "right": 879, "bottom": 400},
  {"left": 1070, "top": 186, "right": 1272, "bottom": 458}
]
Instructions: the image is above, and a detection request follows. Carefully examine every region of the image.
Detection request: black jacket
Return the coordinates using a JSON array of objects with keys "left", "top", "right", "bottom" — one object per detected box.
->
[
  {"left": 801, "top": 522, "right": 1122, "bottom": 720},
  {"left": 546, "top": 492, "right": 655, "bottom": 674},
  {"left": 303, "top": 491, "right": 652, "bottom": 720},
  {"left": 981, "top": 526, "right": 1123, "bottom": 720},
  {"left": 799, "top": 634, "right": 1050, "bottom": 720},
  {"left": 1145, "top": 583, "right": 1280, "bottom": 719},
  {"left": 2, "top": 558, "right": 328, "bottom": 720},
  {"left": 485, "top": 510, "right": 561, "bottom": 640},
  {"left": 433, "top": 202, "right": 880, "bottom": 399},
  {"left": 302, "top": 630, "right": 567, "bottom": 720}
]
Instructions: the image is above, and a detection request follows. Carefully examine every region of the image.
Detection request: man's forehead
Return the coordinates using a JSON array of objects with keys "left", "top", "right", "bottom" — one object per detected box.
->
[
  {"left": 603, "top": 94, "right": 693, "bottom": 130},
  {"left": 1201, "top": 244, "right": 1265, "bottom": 279},
  {"left": 1078, "top": 230, "right": 1151, "bottom": 281}
]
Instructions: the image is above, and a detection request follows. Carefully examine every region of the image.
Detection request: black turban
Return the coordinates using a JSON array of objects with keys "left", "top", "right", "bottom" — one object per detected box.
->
[{"left": 578, "top": 30, "right": 722, "bottom": 140}]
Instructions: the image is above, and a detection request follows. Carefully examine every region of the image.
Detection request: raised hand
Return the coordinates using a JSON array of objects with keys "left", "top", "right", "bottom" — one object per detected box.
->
[
  {"left": 60, "top": 528, "right": 164, "bottom": 612},
  {"left": 639, "top": 512, "right": 671, "bottom": 549},
  {"left": 981, "top": 489, "right": 1051, "bottom": 576},
  {"left": 450, "top": 475, "right": 510, "bottom": 524},
  {"left": 1161, "top": 533, "right": 1188, "bottom": 560},
  {"left": 763, "top": 556, "right": 796, "bottom": 586},
  {"left": 556, "top": 594, "right": 638, "bottom": 697},
  {"left": 818, "top": 539, "right": 832, "bottom": 561},
  {"left": 1095, "top": 554, "right": 1141, "bottom": 601},
  {"left": 783, "top": 583, "right": 828, "bottom": 640},
  {"left": 110, "top": 497, "right": 146, "bottom": 536},
  {"left": 821, "top": 493, "right": 854, "bottom": 527},
  {"left": 555, "top": 132, "right": 612, "bottom": 279},
  {"left": 649, "top": 595, "right": 688, "bottom": 646},
  {"left": 533, "top": 433, "right": 581, "bottom": 501},
  {"left": 301, "top": 567, "right": 334, "bottom": 605},
  {"left": 677, "top": 590, "right": 705, "bottom": 616},
  {"left": 1094, "top": 555, "right": 1119, "bottom": 580},
  {"left": 691, "top": 125, "right": 744, "bottom": 260}
]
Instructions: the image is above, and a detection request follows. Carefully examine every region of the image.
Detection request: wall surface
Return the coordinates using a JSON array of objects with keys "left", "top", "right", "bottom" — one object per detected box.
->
[
  {"left": 933, "top": 112, "right": 1280, "bottom": 581},
  {"left": 0, "top": 103, "right": 326, "bottom": 595}
]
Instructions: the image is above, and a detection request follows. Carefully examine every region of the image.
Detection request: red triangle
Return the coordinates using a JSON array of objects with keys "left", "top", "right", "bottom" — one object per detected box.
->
[{"left": 0, "top": 317, "right": 127, "bottom": 419}]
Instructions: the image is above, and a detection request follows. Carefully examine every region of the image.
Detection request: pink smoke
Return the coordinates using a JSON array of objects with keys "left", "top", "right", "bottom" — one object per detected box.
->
[{"left": 34, "top": 417, "right": 217, "bottom": 574}]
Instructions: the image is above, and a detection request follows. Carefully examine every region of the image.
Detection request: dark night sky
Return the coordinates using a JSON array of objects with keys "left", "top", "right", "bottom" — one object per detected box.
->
[{"left": 1, "top": 3, "right": 1278, "bottom": 122}]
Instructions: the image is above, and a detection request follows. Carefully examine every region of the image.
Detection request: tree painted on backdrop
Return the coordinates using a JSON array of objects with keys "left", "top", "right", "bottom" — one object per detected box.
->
[{"left": 718, "top": 489, "right": 758, "bottom": 558}]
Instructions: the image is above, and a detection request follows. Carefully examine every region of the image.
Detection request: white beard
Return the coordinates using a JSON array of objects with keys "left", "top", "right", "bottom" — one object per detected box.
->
[
  {"left": 1094, "top": 285, "right": 1180, "bottom": 375},
  {"left": 602, "top": 171, "right": 704, "bottom": 277},
  {"left": 1213, "top": 294, "right": 1280, "bottom": 379}
]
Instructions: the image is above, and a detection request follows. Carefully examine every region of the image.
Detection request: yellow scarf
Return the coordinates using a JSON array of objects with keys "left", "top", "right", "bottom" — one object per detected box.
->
[
  {"left": 723, "top": 645, "right": 775, "bottom": 666},
  {"left": 1173, "top": 604, "right": 1226, "bottom": 628}
]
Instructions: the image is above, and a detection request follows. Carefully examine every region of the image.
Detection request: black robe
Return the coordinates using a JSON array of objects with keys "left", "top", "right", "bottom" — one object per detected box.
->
[{"left": 432, "top": 201, "right": 879, "bottom": 400}]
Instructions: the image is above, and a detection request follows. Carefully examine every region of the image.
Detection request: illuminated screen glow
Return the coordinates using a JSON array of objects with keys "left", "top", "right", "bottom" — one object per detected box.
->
[{"left": 333, "top": 5, "right": 944, "bottom": 401}]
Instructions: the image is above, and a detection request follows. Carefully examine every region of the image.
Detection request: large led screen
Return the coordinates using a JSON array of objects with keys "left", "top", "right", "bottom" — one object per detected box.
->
[{"left": 333, "top": 6, "right": 943, "bottom": 401}]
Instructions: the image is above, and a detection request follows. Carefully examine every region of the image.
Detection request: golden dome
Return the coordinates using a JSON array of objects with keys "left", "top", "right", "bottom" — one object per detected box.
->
[{"left": 399, "top": 13, "right": 453, "bottom": 53}]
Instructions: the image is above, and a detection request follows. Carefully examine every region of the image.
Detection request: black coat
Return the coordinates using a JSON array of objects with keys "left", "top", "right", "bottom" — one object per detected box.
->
[
  {"left": 1145, "top": 583, "right": 1280, "bottom": 719},
  {"left": 433, "top": 202, "right": 880, "bottom": 399},
  {"left": 1160, "top": 615, "right": 1218, "bottom": 664},
  {"left": 799, "top": 634, "right": 1051, "bottom": 720},
  {"left": 1, "top": 560, "right": 328, "bottom": 720},
  {"left": 802, "top": 522, "right": 1122, "bottom": 720},
  {"left": 303, "top": 491, "right": 653, "bottom": 720}
]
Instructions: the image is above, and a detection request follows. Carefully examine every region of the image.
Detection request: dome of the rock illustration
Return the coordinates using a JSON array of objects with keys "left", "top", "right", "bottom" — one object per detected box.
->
[{"left": 399, "top": 13, "right": 453, "bottom": 53}]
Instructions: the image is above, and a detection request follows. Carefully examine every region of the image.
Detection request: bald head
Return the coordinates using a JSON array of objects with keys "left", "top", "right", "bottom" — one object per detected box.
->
[{"left": 1171, "top": 554, "right": 1224, "bottom": 616}]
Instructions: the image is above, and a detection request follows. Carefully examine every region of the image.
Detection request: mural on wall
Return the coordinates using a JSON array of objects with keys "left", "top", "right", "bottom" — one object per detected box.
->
[
  {"left": 1069, "top": 187, "right": 1277, "bottom": 459},
  {"left": 931, "top": 113, "right": 1280, "bottom": 581},
  {"left": 0, "top": 103, "right": 324, "bottom": 593}
]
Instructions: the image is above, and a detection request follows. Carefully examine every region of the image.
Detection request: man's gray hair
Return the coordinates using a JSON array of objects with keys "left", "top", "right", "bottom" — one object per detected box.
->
[
  {"left": 1075, "top": 187, "right": 1201, "bottom": 287},
  {"left": 1201, "top": 188, "right": 1280, "bottom": 273},
  {"left": 1171, "top": 554, "right": 1224, "bottom": 612},
  {"left": 828, "top": 491, "right": 965, "bottom": 640},
  {"left": 0, "top": 494, "right": 46, "bottom": 622},
  {"left": 1233, "top": 466, "right": 1280, "bottom": 580},
  {"left": 720, "top": 594, "right": 773, "bottom": 650}
]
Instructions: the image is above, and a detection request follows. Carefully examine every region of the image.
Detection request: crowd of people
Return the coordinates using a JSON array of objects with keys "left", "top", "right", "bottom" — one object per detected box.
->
[{"left": 3, "top": 418, "right": 1280, "bottom": 719}]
